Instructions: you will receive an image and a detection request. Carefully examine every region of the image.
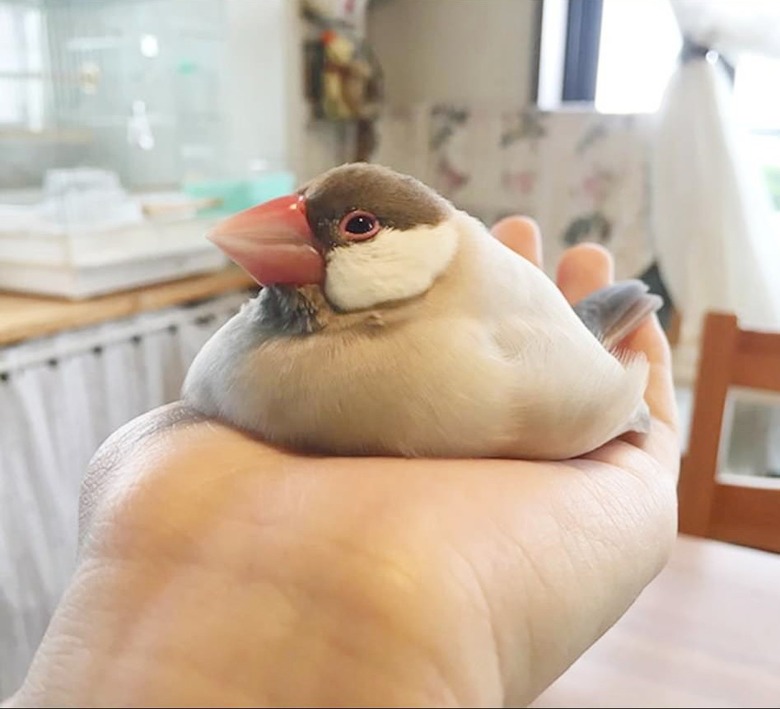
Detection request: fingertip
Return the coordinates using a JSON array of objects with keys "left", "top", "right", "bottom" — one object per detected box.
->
[
  {"left": 618, "top": 313, "right": 679, "bottom": 435},
  {"left": 556, "top": 243, "right": 615, "bottom": 304},
  {"left": 622, "top": 313, "right": 672, "bottom": 370},
  {"left": 491, "top": 216, "right": 543, "bottom": 268}
]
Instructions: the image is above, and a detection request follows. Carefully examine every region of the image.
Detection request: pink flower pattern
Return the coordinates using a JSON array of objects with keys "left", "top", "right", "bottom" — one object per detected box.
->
[{"left": 375, "top": 107, "right": 654, "bottom": 280}]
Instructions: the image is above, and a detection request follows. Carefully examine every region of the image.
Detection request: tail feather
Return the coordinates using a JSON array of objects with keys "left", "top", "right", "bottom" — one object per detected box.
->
[{"left": 573, "top": 280, "right": 663, "bottom": 351}]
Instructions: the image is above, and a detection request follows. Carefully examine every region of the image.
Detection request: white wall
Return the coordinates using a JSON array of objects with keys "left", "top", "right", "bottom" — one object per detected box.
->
[
  {"left": 367, "top": 0, "right": 540, "bottom": 106},
  {"left": 223, "top": 0, "right": 294, "bottom": 176},
  {"left": 223, "top": 0, "right": 541, "bottom": 182},
  {"left": 224, "top": 0, "right": 351, "bottom": 182}
]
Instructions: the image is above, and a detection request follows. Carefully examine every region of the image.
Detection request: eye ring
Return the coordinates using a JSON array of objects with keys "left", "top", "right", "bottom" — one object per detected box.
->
[{"left": 338, "top": 210, "right": 380, "bottom": 241}]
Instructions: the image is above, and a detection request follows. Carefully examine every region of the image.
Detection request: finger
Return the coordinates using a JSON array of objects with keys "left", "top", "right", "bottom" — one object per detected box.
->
[
  {"left": 621, "top": 315, "right": 679, "bottom": 433},
  {"left": 556, "top": 243, "right": 614, "bottom": 303},
  {"left": 555, "top": 244, "right": 679, "bottom": 465},
  {"left": 595, "top": 315, "right": 679, "bottom": 472},
  {"left": 491, "top": 216, "right": 543, "bottom": 268}
]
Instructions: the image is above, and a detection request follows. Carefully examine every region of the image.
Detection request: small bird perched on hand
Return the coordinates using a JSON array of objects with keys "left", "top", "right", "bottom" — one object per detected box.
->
[{"left": 183, "top": 163, "right": 661, "bottom": 460}]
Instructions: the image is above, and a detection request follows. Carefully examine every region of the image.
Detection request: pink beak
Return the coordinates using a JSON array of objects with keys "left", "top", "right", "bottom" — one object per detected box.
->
[{"left": 207, "top": 194, "right": 325, "bottom": 286}]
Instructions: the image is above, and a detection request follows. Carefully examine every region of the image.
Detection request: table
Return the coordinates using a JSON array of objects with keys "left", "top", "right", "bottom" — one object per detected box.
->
[{"left": 531, "top": 535, "right": 780, "bottom": 708}]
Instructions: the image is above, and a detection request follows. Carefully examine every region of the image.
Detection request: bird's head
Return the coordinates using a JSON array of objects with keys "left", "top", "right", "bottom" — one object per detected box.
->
[{"left": 207, "top": 163, "right": 459, "bottom": 312}]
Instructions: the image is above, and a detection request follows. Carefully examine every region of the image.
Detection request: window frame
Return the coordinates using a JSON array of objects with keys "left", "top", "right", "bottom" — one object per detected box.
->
[
  {"left": 561, "top": 0, "right": 602, "bottom": 102},
  {"left": 536, "top": 0, "right": 603, "bottom": 109},
  {"left": 0, "top": 0, "right": 44, "bottom": 129}
]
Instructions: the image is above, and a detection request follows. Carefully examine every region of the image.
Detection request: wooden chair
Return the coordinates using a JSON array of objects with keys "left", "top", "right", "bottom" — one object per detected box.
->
[{"left": 678, "top": 311, "right": 780, "bottom": 553}]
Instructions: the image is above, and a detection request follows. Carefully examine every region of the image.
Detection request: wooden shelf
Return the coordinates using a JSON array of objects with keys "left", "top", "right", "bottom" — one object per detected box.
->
[
  {"left": 0, "top": 127, "right": 93, "bottom": 143},
  {"left": 0, "top": 267, "right": 256, "bottom": 346}
]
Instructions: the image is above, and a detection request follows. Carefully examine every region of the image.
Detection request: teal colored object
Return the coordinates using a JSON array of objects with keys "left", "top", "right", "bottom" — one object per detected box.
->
[
  {"left": 177, "top": 59, "right": 198, "bottom": 75},
  {"left": 184, "top": 172, "right": 296, "bottom": 217}
]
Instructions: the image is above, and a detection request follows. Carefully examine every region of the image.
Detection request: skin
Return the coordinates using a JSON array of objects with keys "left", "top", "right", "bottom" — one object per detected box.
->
[{"left": 6, "top": 216, "right": 679, "bottom": 709}]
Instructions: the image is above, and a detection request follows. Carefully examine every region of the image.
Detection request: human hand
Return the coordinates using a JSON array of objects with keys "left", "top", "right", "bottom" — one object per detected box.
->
[{"left": 10, "top": 217, "right": 679, "bottom": 708}]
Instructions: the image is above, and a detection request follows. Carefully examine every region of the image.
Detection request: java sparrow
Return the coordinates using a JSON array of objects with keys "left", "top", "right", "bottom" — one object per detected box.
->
[{"left": 182, "top": 163, "right": 661, "bottom": 460}]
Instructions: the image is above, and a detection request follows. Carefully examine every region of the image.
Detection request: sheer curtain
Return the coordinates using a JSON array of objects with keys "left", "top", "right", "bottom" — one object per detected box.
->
[
  {"left": 0, "top": 291, "right": 248, "bottom": 699},
  {"left": 652, "top": 0, "right": 780, "bottom": 382}
]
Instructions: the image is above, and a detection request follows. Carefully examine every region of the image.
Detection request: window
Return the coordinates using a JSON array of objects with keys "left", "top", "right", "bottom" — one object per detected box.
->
[
  {"left": 734, "top": 53, "right": 780, "bottom": 210},
  {"left": 537, "top": 0, "right": 780, "bottom": 210},
  {"left": 0, "top": 1, "right": 45, "bottom": 129},
  {"left": 594, "top": 0, "right": 680, "bottom": 114}
]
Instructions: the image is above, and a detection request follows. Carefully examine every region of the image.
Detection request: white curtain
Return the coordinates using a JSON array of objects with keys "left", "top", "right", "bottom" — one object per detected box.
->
[
  {"left": 672, "top": 0, "right": 780, "bottom": 60},
  {"left": 0, "top": 291, "right": 247, "bottom": 700},
  {"left": 652, "top": 0, "right": 780, "bottom": 383}
]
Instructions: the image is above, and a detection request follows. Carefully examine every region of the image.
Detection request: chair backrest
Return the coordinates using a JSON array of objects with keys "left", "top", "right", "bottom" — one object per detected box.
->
[{"left": 678, "top": 312, "right": 780, "bottom": 553}]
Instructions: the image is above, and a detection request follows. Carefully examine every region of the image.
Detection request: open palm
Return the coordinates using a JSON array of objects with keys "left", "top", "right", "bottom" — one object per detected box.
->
[{"left": 12, "top": 218, "right": 679, "bottom": 708}]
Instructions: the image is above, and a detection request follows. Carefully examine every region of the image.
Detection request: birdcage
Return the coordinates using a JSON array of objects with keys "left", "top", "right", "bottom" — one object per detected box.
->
[{"left": 0, "top": 0, "right": 294, "bottom": 298}]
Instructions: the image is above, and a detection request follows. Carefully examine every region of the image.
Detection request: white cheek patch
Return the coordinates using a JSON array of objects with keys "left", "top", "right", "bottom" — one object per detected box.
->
[{"left": 324, "top": 222, "right": 459, "bottom": 311}]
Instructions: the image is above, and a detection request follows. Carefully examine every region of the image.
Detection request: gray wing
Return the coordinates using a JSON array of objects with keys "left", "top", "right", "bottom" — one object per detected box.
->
[{"left": 573, "top": 280, "right": 663, "bottom": 350}]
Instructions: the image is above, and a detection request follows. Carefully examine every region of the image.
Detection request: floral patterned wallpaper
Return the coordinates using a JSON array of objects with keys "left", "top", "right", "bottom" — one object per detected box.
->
[{"left": 374, "top": 104, "right": 657, "bottom": 285}]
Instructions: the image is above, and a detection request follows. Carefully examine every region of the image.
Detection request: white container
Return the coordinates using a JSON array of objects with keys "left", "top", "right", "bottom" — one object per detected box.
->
[
  {"left": 0, "top": 244, "right": 227, "bottom": 300},
  {"left": 0, "top": 196, "right": 226, "bottom": 299}
]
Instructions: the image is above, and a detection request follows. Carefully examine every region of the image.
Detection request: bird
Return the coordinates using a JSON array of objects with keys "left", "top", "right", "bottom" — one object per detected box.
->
[{"left": 182, "top": 162, "right": 662, "bottom": 460}]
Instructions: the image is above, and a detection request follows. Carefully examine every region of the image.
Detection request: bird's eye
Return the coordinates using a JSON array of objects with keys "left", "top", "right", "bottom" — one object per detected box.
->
[{"left": 338, "top": 210, "right": 380, "bottom": 241}]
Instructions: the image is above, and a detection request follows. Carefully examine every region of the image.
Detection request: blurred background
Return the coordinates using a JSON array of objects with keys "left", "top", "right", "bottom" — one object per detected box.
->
[{"left": 1, "top": 0, "right": 780, "bottom": 705}]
